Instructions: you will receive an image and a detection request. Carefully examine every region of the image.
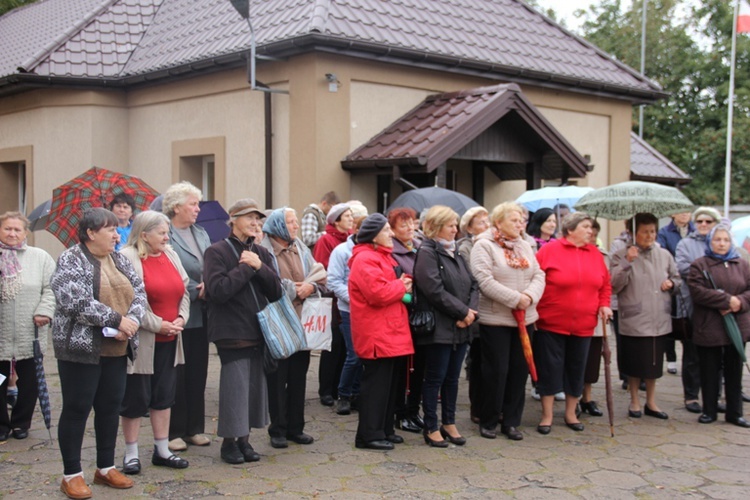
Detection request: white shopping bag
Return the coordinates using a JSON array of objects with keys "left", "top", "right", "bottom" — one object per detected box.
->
[{"left": 300, "top": 295, "right": 333, "bottom": 351}]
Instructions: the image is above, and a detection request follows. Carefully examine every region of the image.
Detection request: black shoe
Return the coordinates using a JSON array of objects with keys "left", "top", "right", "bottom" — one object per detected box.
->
[
  {"left": 743, "top": 392, "right": 750, "bottom": 403},
  {"left": 220, "top": 442, "right": 245, "bottom": 464},
  {"left": 621, "top": 380, "right": 628, "bottom": 390},
  {"left": 685, "top": 402, "right": 702, "bottom": 414},
  {"left": 122, "top": 457, "right": 141, "bottom": 475},
  {"left": 439, "top": 426, "right": 466, "bottom": 445},
  {"left": 409, "top": 414, "right": 425, "bottom": 429},
  {"left": 237, "top": 441, "right": 261, "bottom": 462},
  {"left": 11, "top": 428, "right": 28, "bottom": 439},
  {"left": 500, "top": 426, "right": 523, "bottom": 441},
  {"left": 287, "top": 433, "right": 314, "bottom": 445},
  {"left": 270, "top": 436, "right": 288, "bottom": 449},
  {"left": 536, "top": 424, "right": 551, "bottom": 435},
  {"left": 152, "top": 447, "right": 189, "bottom": 468},
  {"left": 639, "top": 381, "right": 646, "bottom": 391},
  {"left": 698, "top": 414, "right": 717, "bottom": 424},
  {"left": 350, "top": 396, "right": 359, "bottom": 411},
  {"left": 355, "top": 439, "right": 394, "bottom": 450},
  {"left": 479, "top": 426, "right": 497, "bottom": 439},
  {"left": 397, "top": 418, "right": 421, "bottom": 433},
  {"left": 336, "top": 398, "right": 351, "bottom": 415},
  {"left": 628, "top": 408, "right": 642, "bottom": 418},
  {"left": 386, "top": 434, "right": 404, "bottom": 444},
  {"left": 565, "top": 420, "right": 584, "bottom": 432},
  {"left": 644, "top": 405, "right": 668, "bottom": 420},
  {"left": 726, "top": 416, "right": 750, "bottom": 428},
  {"left": 320, "top": 395, "right": 335, "bottom": 407},
  {"left": 423, "top": 429, "right": 449, "bottom": 447},
  {"left": 580, "top": 401, "right": 603, "bottom": 417},
  {"left": 0, "top": 430, "right": 8, "bottom": 441},
  {"left": 717, "top": 402, "right": 727, "bottom": 413}
]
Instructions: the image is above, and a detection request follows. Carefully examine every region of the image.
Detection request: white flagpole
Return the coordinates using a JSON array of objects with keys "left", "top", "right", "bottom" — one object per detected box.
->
[{"left": 725, "top": 0, "right": 740, "bottom": 217}]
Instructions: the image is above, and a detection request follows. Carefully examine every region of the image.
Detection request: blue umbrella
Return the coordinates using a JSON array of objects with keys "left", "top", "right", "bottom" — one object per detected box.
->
[
  {"left": 731, "top": 215, "right": 750, "bottom": 245},
  {"left": 516, "top": 186, "right": 593, "bottom": 212}
]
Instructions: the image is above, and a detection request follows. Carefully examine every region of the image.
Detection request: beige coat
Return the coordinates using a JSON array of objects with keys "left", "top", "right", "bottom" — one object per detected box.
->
[
  {"left": 470, "top": 230, "right": 546, "bottom": 327},
  {"left": 120, "top": 246, "right": 189, "bottom": 374},
  {"left": 610, "top": 244, "right": 680, "bottom": 338}
]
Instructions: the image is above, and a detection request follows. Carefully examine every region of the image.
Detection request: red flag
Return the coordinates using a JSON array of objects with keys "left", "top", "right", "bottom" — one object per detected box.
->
[{"left": 739, "top": 0, "right": 750, "bottom": 33}]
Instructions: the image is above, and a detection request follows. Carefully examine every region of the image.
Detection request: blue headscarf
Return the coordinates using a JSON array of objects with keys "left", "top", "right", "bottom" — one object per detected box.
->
[
  {"left": 263, "top": 207, "right": 292, "bottom": 242},
  {"left": 705, "top": 224, "right": 739, "bottom": 261}
]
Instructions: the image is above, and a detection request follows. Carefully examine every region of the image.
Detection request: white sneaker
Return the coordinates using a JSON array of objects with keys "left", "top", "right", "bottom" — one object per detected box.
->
[
  {"left": 531, "top": 387, "right": 541, "bottom": 400},
  {"left": 554, "top": 392, "right": 565, "bottom": 401}
]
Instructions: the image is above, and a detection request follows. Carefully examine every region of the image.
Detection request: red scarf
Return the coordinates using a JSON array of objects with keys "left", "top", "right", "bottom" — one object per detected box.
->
[{"left": 493, "top": 230, "right": 530, "bottom": 270}]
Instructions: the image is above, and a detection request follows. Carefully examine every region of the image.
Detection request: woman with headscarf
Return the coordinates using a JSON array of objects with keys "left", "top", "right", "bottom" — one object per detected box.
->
[
  {"left": 260, "top": 207, "right": 327, "bottom": 449},
  {"left": 687, "top": 224, "right": 750, "bottom": 428},
  {"left": 349, "top": 214, "right": 414, "bottom": 450},
  {"left": 0, "top": 212, "right": 56, "bottom": 442},
  {"left": 534, "top": 212, "right": 612, "bottom": 434},
  {"left": 526, "top": 208, "right": 557, "bottom": 251},
  {"left": 611, "top": 213, "right": 680, "bottom": 420},
  {"left": 414, "top": 205, "right": 478, "bottom": 447},
  {"left": 51, "top": 208, "right": 146, "bottom": 499},
  {"left": 162, "top": 181, "right": 212, "bottom": 452},
  {"left": 118, "top": 211, "right": 190, "bottom": 474},
  {"left": 204, "top": 199, "right": 283, "bottom": 463}
]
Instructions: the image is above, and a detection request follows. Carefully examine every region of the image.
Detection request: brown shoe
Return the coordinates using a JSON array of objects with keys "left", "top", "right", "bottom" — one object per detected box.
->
[
  {"left": 60, "top": 476, "right": 92, "bottom": 499},
  {"left": 93, "top": 468, "right": 134, "bottom": 489}
]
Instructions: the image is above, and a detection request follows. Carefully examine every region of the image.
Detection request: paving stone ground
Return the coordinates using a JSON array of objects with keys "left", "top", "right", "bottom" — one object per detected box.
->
[{"left": 1, "top": 339, "right": 749, "bottom": 498}]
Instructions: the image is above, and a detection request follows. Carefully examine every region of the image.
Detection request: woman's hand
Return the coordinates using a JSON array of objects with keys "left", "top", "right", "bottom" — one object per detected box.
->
[
  {"left": 660, "top": 279, "right": 674, "bottom": 292},
  {"left": 295, "top": 282, "right": 315, "bottom": 300},
  {"left": 240, "top": 250, "right": 262, "bottom": 270},
  {"left": 626, "top": 246, "right": 639, "bottom": 263},
  {"left": 118, "top": 316, "right": 139, "bottom": 337},
  {"left": 516, "top": 294, "right": 532, "bottom": 310},
  {"left": 113, "top": 331, "right": 129, "bottom": 341},
  {"left": 173, "top": 316, "right": 186, "bottom": 329},
  {"left": 729, "top": 295, "right": 742, "bottom": 313},
  {"left": 598, "top": 306, "right": 613, "bottom": 321},
  {"left": 461, "top": 309, "right": 478, "bottom": 326},
  {"left": 33, "top": 315, "right": 51, "bottom": 327},
  {"left": 196, "top": 282, "right": 206, "bottom": 300},
  {"left": 400, "top": 275, "right": 413, "bottom": 294},
  {"left": 158, "top": 320, "right": 184, "bottom": 336}
]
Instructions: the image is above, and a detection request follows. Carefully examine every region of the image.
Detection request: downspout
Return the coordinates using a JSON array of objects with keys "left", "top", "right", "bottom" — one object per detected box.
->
[{"left": 265, "top": 91, "right": 273, "bottom": 207}]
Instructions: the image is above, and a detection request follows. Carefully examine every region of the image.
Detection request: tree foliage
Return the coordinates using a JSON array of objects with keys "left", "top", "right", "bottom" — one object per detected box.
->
[
  {"left": 577, "top": 0, "right": 750, "bottom": 205},
  {"left": 0, "top": 0, "right": 37, "bottom": 17}
]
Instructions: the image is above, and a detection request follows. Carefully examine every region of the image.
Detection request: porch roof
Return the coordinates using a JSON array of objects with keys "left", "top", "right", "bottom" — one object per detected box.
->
[{"left": 630, "top": 132, "right": 691, "bottom": 186}]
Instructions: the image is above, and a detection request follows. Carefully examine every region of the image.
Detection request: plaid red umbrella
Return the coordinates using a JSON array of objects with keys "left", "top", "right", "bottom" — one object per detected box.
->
[
  {"left": 511, "top": 309, "right": 538, "bottom": 382},
  {"left": 45, "top": 167, "right": 159, "bottom": 247}
]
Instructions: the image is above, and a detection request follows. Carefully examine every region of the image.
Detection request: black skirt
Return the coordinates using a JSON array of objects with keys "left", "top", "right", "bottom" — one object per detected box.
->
[{"left": 620, "top": 335, "right": 667, "bottom": 379}]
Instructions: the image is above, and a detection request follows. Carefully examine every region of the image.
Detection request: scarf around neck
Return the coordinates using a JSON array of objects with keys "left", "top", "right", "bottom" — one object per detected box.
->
[
  {"left": 0, "top": 239, "right": 25, "bottom": 302},
  {"left": 494, "top": 229, "right": 530, "bottom": 269}
]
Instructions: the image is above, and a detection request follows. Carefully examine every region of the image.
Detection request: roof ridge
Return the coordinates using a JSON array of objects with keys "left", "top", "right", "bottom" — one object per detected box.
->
[
  {"left": 17, "top": 0, "right": 118, "bottom": 73},
  {"left": 310, "top": 0, "right": 331, "bottom": 33}
]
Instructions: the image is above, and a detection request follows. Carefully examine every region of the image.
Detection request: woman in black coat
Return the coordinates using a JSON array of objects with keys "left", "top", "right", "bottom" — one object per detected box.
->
[
  {"left": 413, "top": 205, "right": 479, "bottom": 447},
  {"left": 203, "top": 199, "right": 283, "bottom": 463}
]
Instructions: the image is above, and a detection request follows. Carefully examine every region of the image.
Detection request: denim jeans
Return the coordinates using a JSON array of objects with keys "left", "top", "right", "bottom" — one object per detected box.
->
[
  {"left": 336, "top": 311, "right": 362, "bottom": 398},
  {"left": 422, "top": 342, "right": 469, "bottom": 432}
]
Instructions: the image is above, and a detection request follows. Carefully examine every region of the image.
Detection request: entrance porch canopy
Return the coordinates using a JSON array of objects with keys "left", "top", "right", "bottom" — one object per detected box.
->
[{"left": 342, "top": 84, "right": 590, "bottom": 187}]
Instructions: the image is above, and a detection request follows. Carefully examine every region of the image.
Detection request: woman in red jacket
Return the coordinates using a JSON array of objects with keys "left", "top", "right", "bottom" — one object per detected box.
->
[
  {"left": 534, "top": 212, "right": 612, "bottom": 435},
  {"left": 348, "top": 213, "right": 414, "bottom": 450}
]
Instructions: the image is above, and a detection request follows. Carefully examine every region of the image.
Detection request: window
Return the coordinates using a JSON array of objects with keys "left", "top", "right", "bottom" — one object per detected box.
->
[
  {"left": 172, "top": 137, "right": 225, "bottom": 202},
  {"left": 0, "top": 146, "right": 32, "bottom": 215}
]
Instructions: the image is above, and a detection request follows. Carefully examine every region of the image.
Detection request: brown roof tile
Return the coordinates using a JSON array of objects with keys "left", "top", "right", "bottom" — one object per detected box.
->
[{"left": 630, "top": 132, "right": 691, "bottom": 185}]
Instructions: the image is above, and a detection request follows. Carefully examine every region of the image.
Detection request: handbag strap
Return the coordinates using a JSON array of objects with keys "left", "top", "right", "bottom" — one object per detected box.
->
[{"left": 224, "top": 238, "right": 263, "bottom": 311}]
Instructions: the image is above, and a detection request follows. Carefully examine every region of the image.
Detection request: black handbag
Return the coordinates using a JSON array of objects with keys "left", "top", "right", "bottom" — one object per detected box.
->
[{"left": 408, "top": 248, "right": 436, "bottom": 335}]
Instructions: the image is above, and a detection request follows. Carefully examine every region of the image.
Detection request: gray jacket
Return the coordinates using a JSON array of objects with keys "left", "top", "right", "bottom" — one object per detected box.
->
[
  {"left": 168, "top": 223, "right": 211, "bottom": 329},
  {"left": 675, "top": 231, "right": 707, "bottom": 318}
]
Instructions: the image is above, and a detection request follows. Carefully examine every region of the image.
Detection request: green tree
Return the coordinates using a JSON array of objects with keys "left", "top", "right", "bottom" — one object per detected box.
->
[{"left": 0, "top": 0, "right": 37, "bottom": 17}]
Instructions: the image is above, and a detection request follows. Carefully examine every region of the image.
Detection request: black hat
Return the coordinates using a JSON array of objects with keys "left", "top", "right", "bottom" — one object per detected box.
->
[{"left": 356, "top": 213, "right": 388, "bottom": 244}]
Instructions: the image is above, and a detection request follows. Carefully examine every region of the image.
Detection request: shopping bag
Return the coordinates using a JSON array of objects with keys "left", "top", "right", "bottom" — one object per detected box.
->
[{"left": 300, "top": 294, "right": 333, "bottom": 351}]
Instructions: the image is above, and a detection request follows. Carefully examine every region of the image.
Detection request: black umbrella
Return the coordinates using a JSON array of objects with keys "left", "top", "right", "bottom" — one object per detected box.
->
[
  {"left": 33, "top": 326, "right": 53, "bottom": 440},
  {"left": 27, "top": 199, "right": 51, "bottom": 232},
  {"left": 196, "top": 200, "right": 230, "bottom": 243},
  {"left": 387, "top": 187, "right": 479, "bottom": 217}
]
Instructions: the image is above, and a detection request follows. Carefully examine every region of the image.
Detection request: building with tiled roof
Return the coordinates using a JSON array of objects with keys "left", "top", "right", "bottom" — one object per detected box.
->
[{"left": 0, "top": 0, "right": 679, "bottom": 253}]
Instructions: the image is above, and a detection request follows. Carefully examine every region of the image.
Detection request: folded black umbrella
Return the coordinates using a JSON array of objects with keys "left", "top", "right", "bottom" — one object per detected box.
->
[{"left": 33, "top": 326, "right": 53, "bottom": 440}]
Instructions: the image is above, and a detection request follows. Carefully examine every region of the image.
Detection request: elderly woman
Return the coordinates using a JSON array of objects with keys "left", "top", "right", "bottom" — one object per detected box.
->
[
  {"left": 119, "top": 211, "right": 190, "bottom": 474},
  {"left": 349, "top": 214, "right": 414, "bottom": 450},
  {"left": 527, "top": 208, "right": 557, "bottom": 251},
  {"left": 162, "top": 181, "right": 212, "bottom": 451},
  {"left": 260, "top": 207, "right": 327, "bottom": 449},
  {"left": 456, "top": 206, "right": 489, "bottom": 425},
  {"left": 387, "top": 207, "right": 425, "bottom": 433},
  {"left": 0, "top": 212, "right": 56, "bottom": 442},
  {"left": 611, "top": 213, "right": 680, "bottom": 420},
  {"left": 51, "top": 208, "right": 146, "bottom": 499},
  {"left": 687, "top": 225, "right": 750, "bottom": 428},
  {"left": 471, "top": 202, "right": 545, "bottom": 441},
  {"left": 534, "top": 212, "right": 612, "bottom": 434},
  {"left": 414, "top": 205, "right": 478, "bottom": 447},
  {"left": 204, "top": 199, "right": 283, "bottom": 463},
  {"left": 675, "top": 207, "right": 721, "bottom": 414}
]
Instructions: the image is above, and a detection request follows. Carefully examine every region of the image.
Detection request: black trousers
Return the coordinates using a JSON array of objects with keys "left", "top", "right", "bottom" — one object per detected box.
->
[
  {"left": 467, "top": 337, "right": 483, "bottom": 421},
  {"left": 480, "top": 325, "right": 530, "bottom": 429},
  {"left": 0, "top": 358, "right": 38, "bottom": 434},
  {"left": 681, "top": 335, "right": 702, "bottom": 401},
  {"left": 698, "top": 344, "right": 744, "bottom": 421},
  {"left": 394, "top": 345, "right": 426, "bottom": 419},
  {"left": 169, "top": 323, "right": 209, "bottom": 440},
  {"left": 318, "top": 321, "right": 345, "bottom": 399},
  {"left": 57, "top": 356, "right": 127, "bottom": 475},
  {"left": 356, "top": 356, "right": 400, "bottom": 443},
  {"left": 267, "top": 350, "right": 310, "bottom": 438}
]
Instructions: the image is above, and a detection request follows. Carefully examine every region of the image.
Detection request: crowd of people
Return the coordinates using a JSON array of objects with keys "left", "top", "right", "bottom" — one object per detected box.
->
[{"left": 1, "top": 184, "right": 749, "bottom": 499}]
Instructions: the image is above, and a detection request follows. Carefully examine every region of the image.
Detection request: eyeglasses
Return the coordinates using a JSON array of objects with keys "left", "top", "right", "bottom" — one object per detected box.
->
[{"left": 695, "top": 219, "right": 715, "bottom": 225}]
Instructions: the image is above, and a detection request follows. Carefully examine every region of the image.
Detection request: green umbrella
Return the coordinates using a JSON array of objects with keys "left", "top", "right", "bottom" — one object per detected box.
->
[
  {"left": 703, "top": 270, "right": 749, "bottom": 369},
  {"left": 574, "top": 181, "right": 694, "bottom": 220}
]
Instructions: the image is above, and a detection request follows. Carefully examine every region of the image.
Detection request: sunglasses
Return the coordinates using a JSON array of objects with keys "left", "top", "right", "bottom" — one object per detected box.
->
[{"left": 695, "top": 219, "right": 715, "bottom": 225}]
